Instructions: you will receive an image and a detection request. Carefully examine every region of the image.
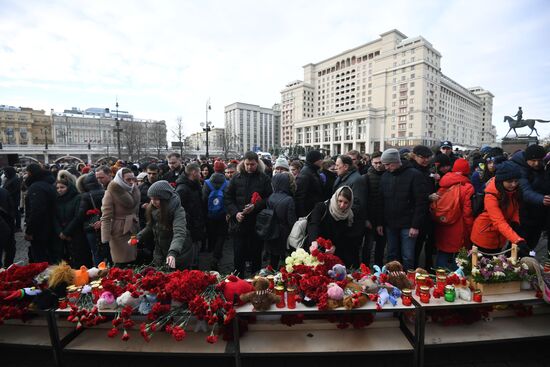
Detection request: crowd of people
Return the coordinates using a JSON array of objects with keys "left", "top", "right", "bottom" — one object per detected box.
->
[{"left": 1, "top": 140, "right": 550, "bottom": 275}]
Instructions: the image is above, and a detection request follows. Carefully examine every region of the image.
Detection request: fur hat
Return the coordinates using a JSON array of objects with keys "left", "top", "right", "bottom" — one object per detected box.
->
[
  {"left": 381, "top": 148, "right": 400, "bottom": 164},
  {"left": 147, "top": 180, "right": 175, "bottom": 200},
  {"left": 452, "top": 158, "right": 471, "bottom": 176}
]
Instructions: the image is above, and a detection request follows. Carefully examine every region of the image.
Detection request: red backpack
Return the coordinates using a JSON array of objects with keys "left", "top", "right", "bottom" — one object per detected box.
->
[{"left": 430, "top": 183, "right": 461, "bottom": 225}]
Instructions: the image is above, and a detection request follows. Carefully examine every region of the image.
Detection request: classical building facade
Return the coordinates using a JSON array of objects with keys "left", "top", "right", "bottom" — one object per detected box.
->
[
  {"left": 224, "top": 102, "right": 281, "bottom": 153},
  {"left": 285, "top": 29, "right": 495, "bottom": 154},
  {"left": 52, "top": 107, "right": 167, "bottom": 159},
  {"left": 0, "top": 105, "right": 52, "bottom": 146},
  {"left": 469, "top": 87, "right": 497, "bottom": 145},
  {"left": 186, "top": 128, "right": 226, "bottom": 156}
]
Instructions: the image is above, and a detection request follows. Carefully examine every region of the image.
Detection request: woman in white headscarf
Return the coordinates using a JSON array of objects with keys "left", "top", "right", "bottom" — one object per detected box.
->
[
  {"left": 306, "top": 186, "right": 358, "bottom": 267},
  {"left": 101, "top": 167, "right": 140, "bottom": 267}
]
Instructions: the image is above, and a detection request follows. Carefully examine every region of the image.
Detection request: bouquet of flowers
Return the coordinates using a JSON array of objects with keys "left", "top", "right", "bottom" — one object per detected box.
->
[
  {"left": 471, "top": 255, "right": 529, "bottom": 283},
  {"left": 284, "top": 248, "right": 320, "bottom": 273}
]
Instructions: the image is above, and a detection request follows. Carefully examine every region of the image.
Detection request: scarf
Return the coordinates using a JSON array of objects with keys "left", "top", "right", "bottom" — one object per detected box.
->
[
  {"left": 329, "top": 186, "right": 354, "bottom": 227},
  {"left": 114, "top": 169, "right": 134, "bottom": 192}
]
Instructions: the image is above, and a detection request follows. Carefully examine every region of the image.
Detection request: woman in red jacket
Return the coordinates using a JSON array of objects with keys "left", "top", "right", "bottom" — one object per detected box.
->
[
  {"left": 470, "top": 161, "right": 525, "bottom": 253},
  {"left": 434, "top": 159, "right": 474, "bottom": 270}
]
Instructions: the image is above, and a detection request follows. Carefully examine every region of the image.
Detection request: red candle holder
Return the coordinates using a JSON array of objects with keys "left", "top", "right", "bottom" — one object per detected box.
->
[
  {"left": 473, "top": 290, "right": 482, "bottom": 303},
  {"left": 275, "top": 286, "right": 285, "bottom": 308},
  {"left": 286, "top": 287, "right": 297, "bottom": 309},
  {"left": 420, "top": 286, "right": 430, "bottom": 304},
  {"left": 401, "top": 289, "right": 412, "bottom": 306},
  {"left": 267, "top": 275, "right": 275, "bottom": 290},
  {"left": 407, "top": 270, "right": 416, "bottom": 285},
  {"left": 436, "top": 275, "right": 447, "bottom": 292},
  {"left": 416, "top": 276, "right": 427, "bottom": 296}
]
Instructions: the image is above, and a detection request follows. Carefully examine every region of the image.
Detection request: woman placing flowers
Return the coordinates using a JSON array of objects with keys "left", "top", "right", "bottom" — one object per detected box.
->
[
  {"left": 307, "top": 186, "right": 358, "bottom": 267},
  {"left": 133, "top": 180, "right": 192, "bottom": 269},
  {"left": 470, "top": 161, "right": 525, "bottom": 253}
]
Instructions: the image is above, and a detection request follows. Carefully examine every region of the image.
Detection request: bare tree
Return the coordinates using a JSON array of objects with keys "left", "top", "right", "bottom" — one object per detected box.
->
[
  {"left": 221, "top": 129, "right": 241, "bottom": 159},
  {"left": 151, "top": 121, "right": 168, "bottom": 159},
  {"left": 171, "top": 116, "right": 185, "bottom": 157},
  {"left": 122, "top": 121, "right": 143, "bottom": 161}
]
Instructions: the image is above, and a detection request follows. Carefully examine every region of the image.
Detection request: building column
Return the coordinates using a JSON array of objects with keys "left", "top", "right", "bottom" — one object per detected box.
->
[
  {"left": 365, "top": 119, "right": 372, "bottom": 153},
  {"left": 43, "top": 152, "right": 49, "bottom": 164},
  {"left": 87, "top": 153, "right": 92, "bottom": 164},
  {"left": 379, "top": 117, "right": 385, "bottom": 151}
]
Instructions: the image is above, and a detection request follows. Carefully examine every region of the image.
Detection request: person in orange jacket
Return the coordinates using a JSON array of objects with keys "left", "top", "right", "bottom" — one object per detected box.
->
[
  {"left": 470, "top": 161, "right": 525, "bottom": 253},
  {"left": 434, "top": 158, "right": 474, "bottom": 270}
]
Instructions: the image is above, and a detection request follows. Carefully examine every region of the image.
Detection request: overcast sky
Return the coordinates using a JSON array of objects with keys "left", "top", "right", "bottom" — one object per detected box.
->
[{"left": 1, "top": 0, "right": 549, "bottom": 143}]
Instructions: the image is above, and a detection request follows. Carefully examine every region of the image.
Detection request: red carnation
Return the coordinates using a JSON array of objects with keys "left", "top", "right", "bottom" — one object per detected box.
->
[
  {"left": 250, "top": 192, "right": 262, "bottom": 205},
  {"left": 206, "top": 334, "right": 219, "bottom": 344}
]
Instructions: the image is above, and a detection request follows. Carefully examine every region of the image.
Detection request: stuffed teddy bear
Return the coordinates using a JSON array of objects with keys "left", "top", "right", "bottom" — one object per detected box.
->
[
  {"left": 239, "top": 277, "right": 280, "bottom": 311},
  {"left": 328, "top": 264, "right": 347, "bottom": 281},
  {"left": 116, "top": 290, "right": 142, "bottom": 309},
  {"left": 342, "top": 281, "right": 368, "bottom": 309},
  {"left": 385, "top": 261, "right": 412, "bottom": 291},
  {"left": 138, "top": 293, "right": 158, "bottom": 315}
]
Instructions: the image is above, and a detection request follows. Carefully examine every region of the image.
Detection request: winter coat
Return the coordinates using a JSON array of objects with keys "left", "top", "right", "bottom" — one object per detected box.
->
[
  {"left": 2, "top": 167, "right": 21, "bottom": 210},
  {"left": 25, "top": 171, "right": 56, "bottom": 239},
  {"left": 101, "top": 181, "right": 140, "bottom": 263},
  {"left": 333, "top": 167, "right": 368, "bottom": 229},
  {"left": 470, "top": 178, "right": 524, "bottom": 250},
  {"left": 163, "top": 167, "right": 184, "bottom": 185},
  {"left": 137, "top": 194, "right": 192, "bottom": 269},
  {"left": 510, "top": 151, "right": 550, "bottom": 227},
  {"left": 433, "top": 172, "right": 474, "bottom": 253},
  {"left": 295, "top": 163, "right": 325, "bottom": 218},
  {"left": 320, "top": 169, "right": 337, "bottom": 200},
  {"left": 176, "top": 175, "right": 205, "bottom": 241},
  {"left": 366, "top": 166, "right": 384, "bottom": 226},
  {"left": 266, "top": 173, "right": 297, "bottom": 256},
  {"left": 139, "top": 177, "right": 154, "bottom": 228},
  {"left": 378, "top": 161, "right": 430, "bottom": 229},
  {"left": 306, "top": 201, "right": 355, "bottom": 249},
  {"left": 224, "top": 160, "right": 272, "bottom": 232},
  {"left": 77, "top": 173, "right": 105, "bottom": 232},
  {"left": 53, "top": 184, "right": 90, "bottom": 267}
]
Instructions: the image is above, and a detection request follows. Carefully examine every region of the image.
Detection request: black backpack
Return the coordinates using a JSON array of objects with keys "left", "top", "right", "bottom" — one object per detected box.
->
[
  {"left": 471, "top": 192, "right": 485, "bottom": 218},
  {"left": 255, "top": 201, "right": 280, "bottom": 241}
]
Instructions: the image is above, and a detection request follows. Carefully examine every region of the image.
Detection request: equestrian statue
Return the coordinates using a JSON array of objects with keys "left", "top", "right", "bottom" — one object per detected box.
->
[{"left": 503, "top": 107, "right": 550, "bottom": 138}]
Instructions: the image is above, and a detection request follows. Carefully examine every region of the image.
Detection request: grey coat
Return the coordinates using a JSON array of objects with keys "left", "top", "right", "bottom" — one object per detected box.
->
[{"left": 137, "top": 194, "right": 192, "bottom": 269}]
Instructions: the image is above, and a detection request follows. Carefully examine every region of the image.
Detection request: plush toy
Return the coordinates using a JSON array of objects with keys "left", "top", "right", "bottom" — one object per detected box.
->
[
  {"left": 219, "top": 275, "right": 255, "bottom": 306},
  {"left": 328, "top": 264, "right": 347, "bottom": 281},
  {"left": 116, "top": 291, "right": 142, "bottom": 309},
  {"left": 239, "top": 277, "right": 280, "bottom": 311},
  {"left": 385, "top": 261, "right": 412, "bottom": 291},
  {"left": 97, "top": 291, "right": 117, "bottom": 310},
  {"left": 357, "top": 275, "right": 379, "bottom": 294},
  {"left": 455, "top": 286, "right": 472, "bottom": 301},
  {"left": 74, "top": 262, "right": 109, "bottom": 286},
  {"left": 342, "top": 281, "right": 368, "bottom": 309},
  {"left": 138, "top": 293, "right": 158, "bottom": 315},
  {"left": 326, "top": 283, "right": 344, "bottom": 309}
]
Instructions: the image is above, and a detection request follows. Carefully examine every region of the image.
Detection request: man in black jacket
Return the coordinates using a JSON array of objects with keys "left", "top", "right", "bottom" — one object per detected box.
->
[
  {"left": 176, "top": 163, "right": 205, "bottom": 269},
  {"left": 24, "top": 164, "right": 56, "bottom": 263},
  {"left": 0, "top": 186, "right": 16, "bottom": 267},
  {"left": 295, "top": 150, "right": 325, "bottom": 217},
  {"left": 410, "top": 145, "right": 436, "bottom": 269},
  {"left": 2, "top": 166, "right": 21, "bottom": 231},
  {"left": 363, "top": 152, "right": 386, "bottom": 266},
  {"left": 224, "top": 151, "right": 273, "bottom": 276},
  {"left": 377, "top": 149, "right": 429, "bottom": 271},
  {"left": 164, "top": 152, "right": 185, "bottom": 185}
]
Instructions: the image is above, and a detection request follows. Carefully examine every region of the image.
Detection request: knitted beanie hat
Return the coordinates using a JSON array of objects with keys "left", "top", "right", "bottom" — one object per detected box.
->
[
  {"left": 524, "top": 144, "right": 546, "bottom": 161},
  {"left": 274, "top": 157, "right": 290, "bottom": 170},
  {"left": 214, "top": 160, "right": 226, "bottom": 173},
  {"left": 306, "top": 150, "right": 323, "bottom": 164},
  {"left": 452, "top": 158, "right": 471, "bottom": 176},
  {"left": 495, "top": 161, "right": 521, "bottom": 182},
  {"left": 147, "top": 180, "right": 175, "bottom": 200},
  {"left": 381, "top": 148, "right": 400, "bottom": 164}
]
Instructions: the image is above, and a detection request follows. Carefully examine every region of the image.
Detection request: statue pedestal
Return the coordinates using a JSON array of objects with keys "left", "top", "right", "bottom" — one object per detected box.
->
[{"left": 501, "top": 136, "right": 539, "bottom": 155}]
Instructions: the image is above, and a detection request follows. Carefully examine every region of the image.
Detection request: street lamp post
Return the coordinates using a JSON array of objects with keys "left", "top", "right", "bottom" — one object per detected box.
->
[
  {"left": 201, "top": 99, "right": 212, "bottom": 159},
  {"left": 114, "top": 100, "right": 122, "bottom": 158}
]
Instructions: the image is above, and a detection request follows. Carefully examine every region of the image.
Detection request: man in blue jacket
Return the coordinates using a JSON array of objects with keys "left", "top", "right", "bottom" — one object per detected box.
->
[{"left": 510, "top": 144, "right": 550, "bottom": 257}]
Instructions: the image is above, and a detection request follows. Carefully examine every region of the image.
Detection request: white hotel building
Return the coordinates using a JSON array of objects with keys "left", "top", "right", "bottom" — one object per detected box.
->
[{"left": 282, "top": 29, "right": 495, "bottom": 154}]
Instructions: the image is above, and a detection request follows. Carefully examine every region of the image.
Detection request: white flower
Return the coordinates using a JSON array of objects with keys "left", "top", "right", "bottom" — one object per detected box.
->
[
  {"left": 472, "top": 268, "right": 480, "bottom": 275},
  {"left": 286, "top": 264, "right": 294, "bottom": 273},
  {"left": 494, "top": 271, "right": 506, "bottom": 278}
]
